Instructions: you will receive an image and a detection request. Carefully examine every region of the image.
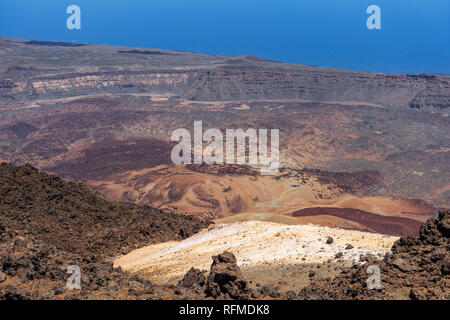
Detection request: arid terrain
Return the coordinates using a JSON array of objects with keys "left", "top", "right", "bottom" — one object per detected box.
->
[
  {"left": 0, "top": 163, "right": 209, "bottom": 299},
  {"left": 0, "top": 164, "right": 448, "bottom": 300},
  {"left": 0, "top": 37, "right": 449, "bottom": 300},
  {"left": 115, "top": 221, "right": 398, "bottom": 291},
  {"left": 0, "top": 37, "right": 448, "bottom": 234}
]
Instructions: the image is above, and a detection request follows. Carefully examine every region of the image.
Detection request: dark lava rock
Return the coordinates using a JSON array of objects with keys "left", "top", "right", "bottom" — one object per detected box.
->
[
  {"left": 286, "top": 290, "right": 297, "bottom": 300},
  {"left": 178, "top": 268, "right": 206, "bottom": 289},
  {"left": 308, "top": 270, "right": 316, "bottom": 278},
  {"left": 391, "top": 258, "right": 415, "bottom": 272},
  {"left": 326, "top": 237, "right": 334, "bottom": 244},
  {"left": 0, "top": 163, "right": 212, "bottom": 300},
  {"left": 250, "top": 288, "right": 260, "bottom": 299},
  {"left": 299, "top": 209, "right": 450, "bottom": 300},
  {"left": 0, "top": 285, "right": 30, "bottom": 300},
  {"left": 260, "top": 285, "right": 280, "bottom": 298},
  {"left": 0, "top": 230, "right": 157, "bottom": 300},
  {"left": 205, "top": 251, "right": 249, "bottom": 300},
  {"left": 0, "top": 163, "right": 210, "bottom": 258},
  {"left": 409, "top": 288, "right": 427, "bottom": 300},
  {"left": 345, "top": 244, "right": 354, "bottom": 250},
  {"left": 438, "top": 212, "right": 450, "bottom": 237},
  {"left": 335, "top": 252, "right": 343, "bottom": 259},
  {"left": 174, "top": 287, "right": 185, "bottom": 296}
]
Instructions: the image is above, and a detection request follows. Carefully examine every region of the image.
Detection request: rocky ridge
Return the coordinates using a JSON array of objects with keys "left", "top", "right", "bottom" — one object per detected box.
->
[
  {"left": 1, "top": 37, "right": 449, "bottom": 112},
  {"left": 298, "top": 209, "right": 450, "bottom": 300},
  {"left": 0, "top": 163, "right": 209, "bottom": 299}
]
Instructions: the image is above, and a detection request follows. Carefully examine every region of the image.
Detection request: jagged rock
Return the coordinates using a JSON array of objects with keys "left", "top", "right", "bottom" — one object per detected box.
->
[
  {"left": 409, "top": 288, "right": 427, "bottom": 300},
  {"left": 0, "top": 285, "right": 30, "bottom": 300},
  {"left": 0, "top": 163, "right": 210, "bottom": 258},
  {"left": 205, "top": 251, "right": 249, "bottom": 300},
  {"left": 250, "top": 288, "right": 260, "bottom": 299},
  {"left": 359, "top": 254, "right": 378, "bottom": 263},
  {"left": 178, "top": 268, "right": 206, "bottom": 289},
  {"left": 260, "top": 285, "right": 280, "bottom": 298},
  {"left": 286, "top": 290, "right": 297, "bottom": 300},
  {"left": 345, "top": 244, "right": 354, "bottom": 250},
  {"left": 438, "top": 214, "right": 450, "bottom": 237},
  {"left": 299, "top": 209, "right": 450, "bottom": 300},
  {"left": 128, "top": 280, "right": 145, "bottom": 294},
  {"left": 391, "top": 258, "right": 415, "bottom": 272},
  {"left": 0, "top": 163, "right": 208, "bottom": 300},
  {"left": 174, "top": 287, "right": 185, "bottom": 296}
]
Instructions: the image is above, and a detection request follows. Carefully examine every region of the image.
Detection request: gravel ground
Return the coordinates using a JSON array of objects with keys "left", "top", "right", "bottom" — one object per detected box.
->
[{"left": 115, "top": 221, "right": 397, "bottom": 285}]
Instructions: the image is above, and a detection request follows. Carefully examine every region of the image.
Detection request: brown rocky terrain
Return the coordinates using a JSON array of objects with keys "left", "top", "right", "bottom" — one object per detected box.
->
[
  {"left": 0, "top": 163, "right": 448, "bottom": 300},
  {"left": 0, "top": 163, "right": 209, "bottom": 256},
  {"left": 0, "top": 163, "right": 209, "bottom": 299},
  {"left": 298, "top": 209, "right": 450, "bottom": 300},
  {"left": 205, "top": 251, "right": 251, "bottom": 299},
  {"left": 0, "top": 37, "right": 448, "bottom": 300}
]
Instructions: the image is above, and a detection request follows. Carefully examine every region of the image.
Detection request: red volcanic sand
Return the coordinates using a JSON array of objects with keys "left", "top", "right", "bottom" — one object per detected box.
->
[{"left": 292, "top": 207, "right": 425, "bottom": 236}]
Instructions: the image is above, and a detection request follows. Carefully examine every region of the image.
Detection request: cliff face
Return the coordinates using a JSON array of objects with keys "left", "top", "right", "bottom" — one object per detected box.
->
[
  {"left": 1, "top": 37, "right": 449, "bottom": 112},
  {"left": 186, "top": 70, "right": 449, "bottom": 111},
  {"left": 11, "top": 71, "right": 191, "bottom": 96}
]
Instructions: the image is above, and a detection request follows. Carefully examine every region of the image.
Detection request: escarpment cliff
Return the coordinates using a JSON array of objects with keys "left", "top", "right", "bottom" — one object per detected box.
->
[{"left": 1, "top": 37, "right": 449, "bottom": 112}]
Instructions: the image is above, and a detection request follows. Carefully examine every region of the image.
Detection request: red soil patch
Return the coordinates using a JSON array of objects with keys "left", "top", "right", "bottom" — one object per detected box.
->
[{"left": 292, "top": 207, "right": 425, "bottom": 236}]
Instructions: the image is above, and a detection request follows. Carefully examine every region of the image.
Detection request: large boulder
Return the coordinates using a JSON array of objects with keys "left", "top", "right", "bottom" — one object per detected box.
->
[{"left": 205, "top": 251, "right": 249, "bottom": 300}]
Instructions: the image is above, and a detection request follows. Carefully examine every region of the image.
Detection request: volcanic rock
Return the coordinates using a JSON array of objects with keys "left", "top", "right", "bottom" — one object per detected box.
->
[
  {"left": 286, "top": 290, "right": 297, "bottom": 300},
  {"left": 178, "top": 268, "right": 206, "bottom": 289},
  {"left": 0, "top": 163, "right": 210, "bottom": 258},
  {"left": 260, "top": 285, "right": 280, "bottom": 298},
  {"left": 299, "top": 209, "right": 450, "bottom": 300},
  {"left": 0, "top": 163, "right": 209, "bottom": 300},
  {"left": 205, "top": 251, "right": 250, "bottom": 300}
]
